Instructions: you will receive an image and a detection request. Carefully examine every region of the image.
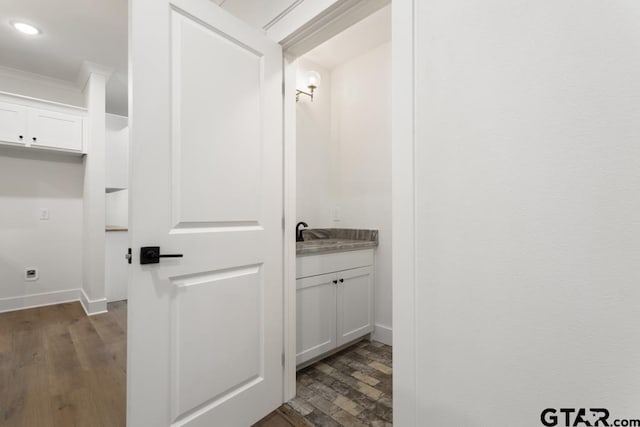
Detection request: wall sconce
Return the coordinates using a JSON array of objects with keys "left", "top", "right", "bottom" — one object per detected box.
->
[{"left": 296, "top": 71, "right": 321, "bottom": 102}]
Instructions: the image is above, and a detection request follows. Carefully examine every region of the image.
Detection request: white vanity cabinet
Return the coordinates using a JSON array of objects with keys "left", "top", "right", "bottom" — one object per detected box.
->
[
  {"left": 296, "top": 249, "right": 374, "bottom": 366},
  {"left": 337, "top": 266, "right": 374, "bottom": 346},
  {"left": 0, "top": 95, "right": 86, "bottom": 154},
  {"left": 296, "top": 273, "right": 338, "bottom": 364}
]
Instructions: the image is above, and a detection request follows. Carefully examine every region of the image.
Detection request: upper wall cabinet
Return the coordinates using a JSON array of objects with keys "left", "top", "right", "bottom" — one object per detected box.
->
[
  {"left": 0, "top": 102, "right": 27, "bottom": 145},
  {"left": 0, "top": 95, "right": 86, "bottom": 155},
  {"left": 28, "top": 108, "right": 83, "bottom": 152}
]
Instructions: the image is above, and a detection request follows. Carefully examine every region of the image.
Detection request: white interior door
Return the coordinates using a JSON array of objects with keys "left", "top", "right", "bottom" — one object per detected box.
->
[{"left": 128, "top": 0, "right": 284, "bottom": 425}]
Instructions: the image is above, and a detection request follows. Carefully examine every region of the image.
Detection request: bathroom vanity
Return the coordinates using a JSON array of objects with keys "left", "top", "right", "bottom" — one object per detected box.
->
[{"left": 295, "top": 229, "right": 378, "bottom": 366}]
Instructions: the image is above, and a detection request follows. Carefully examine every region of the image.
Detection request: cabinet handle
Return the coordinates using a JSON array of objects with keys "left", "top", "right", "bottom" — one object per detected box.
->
[
  {"left": 339, "top": 278, "right": 344, "bottom": 283},
  {"left": 18, "top": 135, "right": 23, "bottom": 140},
  {"left": 332, "top": 280, "right": 338, "bottom": 284},
  {"left": 32, "top": 137, "right": 37, "bottom": 142}
]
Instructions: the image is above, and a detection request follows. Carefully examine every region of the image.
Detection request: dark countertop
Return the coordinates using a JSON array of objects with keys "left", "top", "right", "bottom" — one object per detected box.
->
[{"left": 296, "top": 228, "right": 378, "bottom": 256}]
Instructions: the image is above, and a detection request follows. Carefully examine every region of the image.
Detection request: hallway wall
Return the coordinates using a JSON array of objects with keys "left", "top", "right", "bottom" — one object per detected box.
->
[{"left": 394, "top": 0, "right": 640, "bottom": 425}]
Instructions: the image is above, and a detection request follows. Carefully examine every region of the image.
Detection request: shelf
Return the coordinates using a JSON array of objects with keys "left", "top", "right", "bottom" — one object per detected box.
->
[{"left": 106, "top": 187, "right": 127, "bottom": 193}]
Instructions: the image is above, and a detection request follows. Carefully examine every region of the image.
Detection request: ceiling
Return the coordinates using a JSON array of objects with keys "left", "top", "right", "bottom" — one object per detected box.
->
[
  {"left": 0, "top": 0, "right": 301, "bottom": 116},
  {"left": 303, "top": 4, "right": 391, "bottom": 70},
  {"left": 219, "top": 0, "right": 301, "bottom": 30},
  {"left": 0, "top": 0, "right": 128, "bottom": 114}
]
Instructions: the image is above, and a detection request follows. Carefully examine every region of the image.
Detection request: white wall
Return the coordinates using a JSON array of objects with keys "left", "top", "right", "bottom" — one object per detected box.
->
[
  {"left": 296, "top": 59, "right": 335, "bottom": 227},
  {"left": 394, "top": 0, "right": 640, "bottom": 425},
  {"left": 105, "top": 114, "right": 129, "bottom": 191},
  {"left": 331, "top": 42, "right": 392, "bottom": 344},
  {"left": 105, "top": 114, "right": 129, "bottom": 227},
  {"left": 0, "top": 148, "right": 84, "bottom": 310},
  {"left": 106, "top": 190, "right": 129, "bottom": 227},
  {"left": 0, "top": 66, "right": 84, "bottom": 107},
  {"left": 105, "top": 230, "right": 128, "bottom": 302}
]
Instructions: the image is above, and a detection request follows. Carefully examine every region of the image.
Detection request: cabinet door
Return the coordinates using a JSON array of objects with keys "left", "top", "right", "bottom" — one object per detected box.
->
[
  {"left": 0, "top": 101, "right": 27, "bottom": 145},
  {"left": 337, "top": 266, "right": 374, "bottom": 346},
  {"left": 296, "top": 273, "right": 337, "bottom": 365},
  {"left": 28, "top": 108, "right": 83, "bottom": 152}
]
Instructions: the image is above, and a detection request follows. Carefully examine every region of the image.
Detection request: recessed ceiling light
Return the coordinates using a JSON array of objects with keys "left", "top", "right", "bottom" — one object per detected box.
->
[{"left": 11, "top": 21, "right": 41, "bottom": 36}]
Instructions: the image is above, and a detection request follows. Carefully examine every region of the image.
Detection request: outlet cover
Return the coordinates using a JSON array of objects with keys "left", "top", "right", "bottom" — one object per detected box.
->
[
  {"left": 39, "top": 208, "right": 49, "bottom": 220},
  {"left": 25, "top": 268, "right": 39, "bottom": 281}
]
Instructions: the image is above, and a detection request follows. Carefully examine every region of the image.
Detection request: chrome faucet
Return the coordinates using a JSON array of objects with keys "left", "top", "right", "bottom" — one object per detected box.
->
[{"left": 296, "top": 221, "right": 308, "bottom": 242}]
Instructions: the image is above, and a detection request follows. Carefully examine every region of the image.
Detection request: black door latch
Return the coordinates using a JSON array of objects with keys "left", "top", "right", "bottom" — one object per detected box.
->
[{"left": 140, "top": 246, "right": 184, "bottom": 264}]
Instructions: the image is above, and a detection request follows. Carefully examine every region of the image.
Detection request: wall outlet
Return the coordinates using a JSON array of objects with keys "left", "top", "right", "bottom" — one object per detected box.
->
[
  {"left": 25, "top": 268, "right": 39, "bottom": 281},
  {"left": 39, "top": 208, "right": 49, "bottom": 220}
]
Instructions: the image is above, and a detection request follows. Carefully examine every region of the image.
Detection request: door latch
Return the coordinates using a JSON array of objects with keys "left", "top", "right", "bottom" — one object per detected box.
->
[
  {"left": 140, "top": 246, "right": 184, "bottom": 265},
  {"left": 125, "top": 248, "right": 132, "bottom": 264}
]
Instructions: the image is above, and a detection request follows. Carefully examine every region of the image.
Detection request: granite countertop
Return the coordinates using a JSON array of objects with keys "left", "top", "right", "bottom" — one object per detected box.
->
[{"left": 296, "top": 228, "right": 378, "bottom": 256}]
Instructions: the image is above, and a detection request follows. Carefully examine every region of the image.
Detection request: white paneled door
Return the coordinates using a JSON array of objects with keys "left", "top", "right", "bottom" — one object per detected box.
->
[{"left": 128, "top": 0, "right": 284, "bottom": 425}]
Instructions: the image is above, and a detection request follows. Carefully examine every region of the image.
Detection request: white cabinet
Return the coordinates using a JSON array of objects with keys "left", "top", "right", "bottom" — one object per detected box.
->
[
  {"left": 337, "top": 266, "right": 373, "bottom": 346},
  {"left": 0, "top": 97, "right": 85, "bottom": 154},
  {"left": 28, "top": 108, "right": 83, "bottom": 152},
  {"left": 296, "top": 273, "right": 337, "bottom": 364},
  {"left": 296, "top": 249, "right": 374, "bottom": 366},
  {"left": 0, "top": 101, "right": 27, "bottom": 145}
]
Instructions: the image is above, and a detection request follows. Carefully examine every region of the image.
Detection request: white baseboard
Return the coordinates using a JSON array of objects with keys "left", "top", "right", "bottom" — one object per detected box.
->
[
  {"left": 372, "top": 323, "right": 393, "bottom": 346},
  {"left": 0, "top": 288, "right": 81, "bottom": 314},
  {"left": 80, "top": 289, "right": 108, "bottom": 316}
]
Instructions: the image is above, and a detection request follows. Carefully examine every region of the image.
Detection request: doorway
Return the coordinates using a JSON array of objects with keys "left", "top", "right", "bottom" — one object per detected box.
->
[{"left": 282, "top": 4, "right": 393, "bottom": 426}]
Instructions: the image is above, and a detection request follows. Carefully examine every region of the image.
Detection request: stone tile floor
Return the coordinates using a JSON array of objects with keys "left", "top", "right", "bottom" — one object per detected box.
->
[{"left": 285, "top": 340, "right": 393, "bottom": 427}]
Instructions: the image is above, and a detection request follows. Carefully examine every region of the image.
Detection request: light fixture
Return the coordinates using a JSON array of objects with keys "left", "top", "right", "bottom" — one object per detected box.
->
[
  {"left": 296, "top": 71, "right": 321, "bottom": 102},
  {"left": 11, "top": 21, "right": 41, "bottom": 36}
]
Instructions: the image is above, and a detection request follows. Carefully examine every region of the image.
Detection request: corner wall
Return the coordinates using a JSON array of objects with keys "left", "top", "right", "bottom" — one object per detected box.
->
[
  {"left": 331, "top": 42, "right": 392, "bottom": 344},
  {"left": 81, "top": 70, "right": 108, "bottom": 314},
  {"left": 296, "top": 59, "right": 336, "bottom": 227}
]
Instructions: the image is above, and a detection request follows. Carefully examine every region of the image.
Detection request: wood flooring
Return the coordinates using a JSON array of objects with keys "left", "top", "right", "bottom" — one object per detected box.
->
[
  {"left": 0, "top": 301, "right": 392, "bottom": 427},
  {"left": 254, "top": 406, "right": 311, "bottom": 427},
  {"left": 0, "top": 301, "right": 127, "bottom": 427}
]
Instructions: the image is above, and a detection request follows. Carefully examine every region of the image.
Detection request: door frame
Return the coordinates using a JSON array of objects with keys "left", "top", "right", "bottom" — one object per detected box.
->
[{"left": 279, "top": 0, "right": 391, "bottom": 402}]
